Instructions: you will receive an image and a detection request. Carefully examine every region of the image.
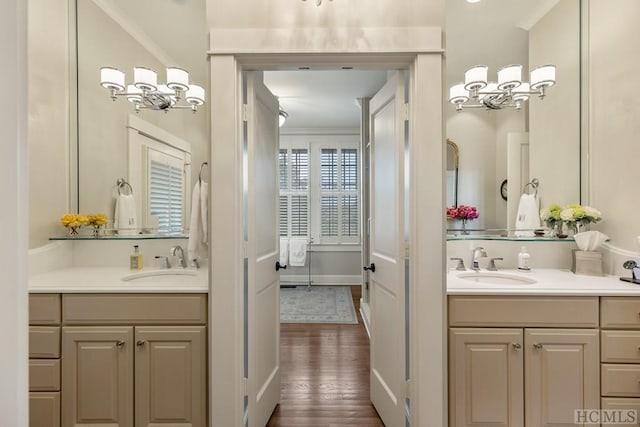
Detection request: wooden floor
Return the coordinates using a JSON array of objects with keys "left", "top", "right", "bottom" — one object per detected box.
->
[{"left": 267, "top": 286, "right": 385, "bottom": 427}]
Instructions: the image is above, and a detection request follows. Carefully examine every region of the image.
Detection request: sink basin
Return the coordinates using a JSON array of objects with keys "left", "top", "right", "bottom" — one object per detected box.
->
[
  {"left": 456, "top": 272, "right": 537, "bottom": 285},
  {"left": 121, "top": 269, "right": 198, "bottom": 283}
]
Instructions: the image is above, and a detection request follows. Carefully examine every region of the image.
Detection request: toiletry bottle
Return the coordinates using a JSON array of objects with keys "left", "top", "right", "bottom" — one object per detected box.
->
[
  {"left": 518, "top": 246, "right": 530, "bottom": 271},
  {"left": 130, "top": 245, "right": 143, "bottom": 270}
]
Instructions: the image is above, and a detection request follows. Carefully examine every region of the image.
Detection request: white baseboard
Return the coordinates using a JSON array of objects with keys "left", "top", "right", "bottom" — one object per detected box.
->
[{"left": 280, "top": 274, "right": 362, "bottom": 286}]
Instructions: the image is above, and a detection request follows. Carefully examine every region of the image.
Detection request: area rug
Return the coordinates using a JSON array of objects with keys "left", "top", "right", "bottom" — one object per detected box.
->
[{"left": 280, "top": 286, "right": 358, "bottom": 324}]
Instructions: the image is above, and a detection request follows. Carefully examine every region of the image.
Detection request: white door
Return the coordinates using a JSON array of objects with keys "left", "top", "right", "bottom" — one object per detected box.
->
[
  {"left": 245, "top": 71, "right": 281, "bottom": 427},
  {"left": 368, "top": 72, "right": 407, "bottom": 427}
]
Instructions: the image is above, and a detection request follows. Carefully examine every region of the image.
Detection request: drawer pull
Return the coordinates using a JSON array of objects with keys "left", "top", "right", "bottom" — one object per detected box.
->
[
  {"left": 136, "top": 340, "right": 146, "bottom": 347},
  {"left": 512, "top": 343, "right": 521, "bottom": 350},
  {"left": 116, "top": 340, "right": 125, "bottom": 348},
  {"left": 533, "top": 343, "right": 543, "bottom": 350}
]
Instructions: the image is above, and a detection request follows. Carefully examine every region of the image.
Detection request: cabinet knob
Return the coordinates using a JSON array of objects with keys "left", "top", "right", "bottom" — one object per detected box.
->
[
  {"left": 511, "top": 343, "right": 521, "bottom": 350},
  {"left": 533, "top": 343, "right": 543, "bottom": 350},
  {"left": 136, "top": 340, "right": 146, "bottom": 347},
  {"left": 116, "top": 340, "right": 125, "bottom": 348}
]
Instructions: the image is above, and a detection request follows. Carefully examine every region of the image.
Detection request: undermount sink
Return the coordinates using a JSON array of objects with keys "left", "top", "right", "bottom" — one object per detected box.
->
[
  {"left": 456, "top": 271, "right": 537, "bottom": 285},
  {"left": 121, "top": 269, "right": 198, "bottom": 283}
]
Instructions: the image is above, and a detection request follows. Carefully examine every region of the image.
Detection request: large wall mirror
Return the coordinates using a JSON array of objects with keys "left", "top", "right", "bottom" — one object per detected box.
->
[
  {"left": 75, "top": 0, "right": 208, "bottom": 235},
  {"left": 446, "top": 0, "right": 582, "bottom": 235}
]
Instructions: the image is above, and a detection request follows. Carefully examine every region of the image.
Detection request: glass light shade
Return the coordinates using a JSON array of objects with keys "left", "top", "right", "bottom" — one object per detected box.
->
[
  {"left": 100, "top": 67, "right": 125, "bottom": 91},
  {"left": 497, "top": 64, "right": 522, "bottom": 90},
  {"left": 185, "top": 84, "right": 205, "bottom": 105},
  {"left": 512, "top": 82, "right": 530, "bottom": 102},
  {"left": 449, "top": 83, "right": 469, "bottom": 104},
  {"left": 126, "top": 85, "right": 143, "bottom": 104},
  {"left": 279, "top": 109, "right": 288, "bottom": 127},
  {"left": 464, "top": 65, "right": 488, "bottom": 91},
  {"left": 530, "top": 65, "right": 556, "bottom": 90},
  {"left": 480, "top": 82, "right": 498, "bottom": 100},
  {"left": 466, "top": 0, "right": 481, "bottom": 3},
  {"left": 166, "top": 67, "right": 189, "bottom": 91},
  {"left": 134, "top": 67, "right": 157, "bottom": 90}
]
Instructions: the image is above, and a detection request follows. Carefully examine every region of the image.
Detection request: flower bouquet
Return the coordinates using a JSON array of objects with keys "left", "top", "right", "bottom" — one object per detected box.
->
[
  {"left": 60, "top": 213, "right": 89, "bottom": 235},
  {"left": 86, "top": 213, "right": 108, "bottom": 237},
  {"left": 560, "top": 204, "right": 602, "bottom": 233},
  {"left": 447, "top": 205, "right": 479, "bottom": 234}
]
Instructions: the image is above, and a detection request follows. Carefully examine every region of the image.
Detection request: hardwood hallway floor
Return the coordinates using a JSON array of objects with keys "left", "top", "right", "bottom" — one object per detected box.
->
[{"left": 267, "top": 286, "right": 385, "bottom": 427}]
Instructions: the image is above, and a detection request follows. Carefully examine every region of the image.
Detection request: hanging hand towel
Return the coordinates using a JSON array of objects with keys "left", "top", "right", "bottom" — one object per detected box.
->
[
  {"left": 289, "top": 238, "right": 308, "bottom": 267},
  {"left": 114, "top": 194, "right": 138, "bottom": 235},
  {"left": 514, "top": 193, "right": 540, "bottom": 237},
  {"left": 188, "top": 180, "right": 209, "bottom": 263},
  {"left": 279, "top": 239, "right": 289, "bottom": 267}
]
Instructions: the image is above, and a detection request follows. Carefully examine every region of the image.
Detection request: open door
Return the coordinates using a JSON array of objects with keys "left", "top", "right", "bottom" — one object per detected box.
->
[
  {"left": 245, "top": 71, "right": 281, "bottom": 427},
  {"left": 368, "top": 72, "right": 407, "bottom": 427}
]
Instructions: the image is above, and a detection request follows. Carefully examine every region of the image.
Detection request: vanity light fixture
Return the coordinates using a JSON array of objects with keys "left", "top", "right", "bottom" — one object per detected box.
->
[
  {"left": 279, "top": 108, "right": 289, "bottom": 127},
  {"left": 100, "top": 66, "right": 205, "bottom": 113},
  {"left": 449, "top": 64, "right": 556, "bottom": 112}
]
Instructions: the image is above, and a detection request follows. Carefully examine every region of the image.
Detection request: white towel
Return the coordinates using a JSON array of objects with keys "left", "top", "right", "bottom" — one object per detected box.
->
[
  {"left": 289, "top": 238, "right": 308, "bottom": 267},
  {"left": 188, "top": 181, "right": 209, "bottom": 263},
  {"left": 279, "top": 238, "right": 289, "bottom": 267},
  {"left": 514, "top": 193, "right": 540, "bottom": 237},
  {"left": 114, "top": 194, "right": 137, "bottom": 235}
]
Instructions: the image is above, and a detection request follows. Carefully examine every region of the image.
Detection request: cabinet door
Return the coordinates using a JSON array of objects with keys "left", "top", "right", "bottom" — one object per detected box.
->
[
  {"left": 449, "top": 328, "right": 524, "bottom": 427},
  {"left": 61, "top": 327, "right": 134, "bottom": 427},
  {"left": 525, "top": 329, "right": 599, "bottom": 427},
  {"left": 135, "top": 326, "right": 207, "bottom": 427}
]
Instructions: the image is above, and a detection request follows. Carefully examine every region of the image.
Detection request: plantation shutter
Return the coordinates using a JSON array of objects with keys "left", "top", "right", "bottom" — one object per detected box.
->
[
  {"left": 148, "top": 149, "right": 185, "bottom": 233},
  {"left": 279, "top": 147, "right": 309, "bottom": 237}
]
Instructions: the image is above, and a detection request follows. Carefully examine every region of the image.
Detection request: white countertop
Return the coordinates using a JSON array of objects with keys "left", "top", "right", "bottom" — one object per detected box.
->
[
  {"left": 29, "top": 267, "right": 208, "bottom": 293},
  {"left": 447, "top": 268, "right": 640, "bottom": 296}
]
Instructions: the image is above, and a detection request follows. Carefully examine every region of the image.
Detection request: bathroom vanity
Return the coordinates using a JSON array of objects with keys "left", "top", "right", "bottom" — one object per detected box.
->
[
  {"left": 448, "top": 269, "right": 640, "bottom": 427},
  {"left": 28, "top": 268, "right": 208, "bottom": 427}
]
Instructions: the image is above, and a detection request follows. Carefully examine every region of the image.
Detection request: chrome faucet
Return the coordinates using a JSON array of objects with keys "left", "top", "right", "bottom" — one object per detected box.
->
[
  {"left": 171, "top": 245, "right": 187, "bottom": 269},
  {"left": 471, "top": 246, "right": 487, "bottom": 271}
]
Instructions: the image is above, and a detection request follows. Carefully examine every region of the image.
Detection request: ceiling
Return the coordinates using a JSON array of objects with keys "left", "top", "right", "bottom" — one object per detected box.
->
[{"left": 102, "top": 0, "right": 558, "bottom": 129}]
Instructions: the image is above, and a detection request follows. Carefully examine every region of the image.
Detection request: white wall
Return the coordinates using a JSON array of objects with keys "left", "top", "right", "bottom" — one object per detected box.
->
[
  {"left": 529, "top": 0, "right": 581, "bottom": 209},
  {"left": 588, "top": 0, "right": 640, "bottom": 252},
  {"left": 0, "top": 0, "right": 29, "bottom": 423},
  {"left": 28, "top": 0, "right": 70, "bottom": 248}
]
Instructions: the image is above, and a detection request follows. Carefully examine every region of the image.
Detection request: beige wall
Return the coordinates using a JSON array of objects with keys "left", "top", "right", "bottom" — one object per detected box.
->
[
  {"left": 529, "top": 0, "right": 581, "bottom": 210},
  {"left": 589, "top": 0, "right": 640, "bottom": 251},
  {"left": 28, "top": 0, "right": 70, "bottom": 248}
]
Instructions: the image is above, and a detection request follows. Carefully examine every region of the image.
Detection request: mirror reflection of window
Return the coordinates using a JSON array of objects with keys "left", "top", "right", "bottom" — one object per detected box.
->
[{"left": 446, "top": 139, "right": 459, "bottom": 208}]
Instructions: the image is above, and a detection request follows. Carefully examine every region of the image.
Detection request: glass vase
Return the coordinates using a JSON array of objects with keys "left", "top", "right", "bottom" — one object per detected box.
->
[
  {"left": 461, "top": 219, "right": 469, "bottom": 235},
  {"left": 554, "top": 221, "right": 568, "bottom": 238}
]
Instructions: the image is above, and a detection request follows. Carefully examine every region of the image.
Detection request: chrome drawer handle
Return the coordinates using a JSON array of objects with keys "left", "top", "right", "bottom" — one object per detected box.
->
[
  {"left": 116, "top": 340, "right": 125, "bottom": 348},
  {"left": 512, "top": 343, "right": 521, "bottom": 350},
  {"left": 533, "top": 343, "right": 543, "bottom": 350},
  {"left": 136, "top": 340, "right": 146, "bottom": 347}
]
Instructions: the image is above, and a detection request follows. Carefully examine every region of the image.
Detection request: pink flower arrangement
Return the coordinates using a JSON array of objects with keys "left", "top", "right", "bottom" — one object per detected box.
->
[{"left": 447, "top": 205, "right": 479, "bottom": 221}]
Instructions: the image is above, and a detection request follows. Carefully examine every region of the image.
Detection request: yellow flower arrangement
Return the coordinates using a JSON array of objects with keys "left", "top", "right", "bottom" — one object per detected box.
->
[
  {"left": 60, "top": 213, "right": 89, "bottom": 235},
  {"left": 86, "top": 213, "right": 108, "bottom": 227}
]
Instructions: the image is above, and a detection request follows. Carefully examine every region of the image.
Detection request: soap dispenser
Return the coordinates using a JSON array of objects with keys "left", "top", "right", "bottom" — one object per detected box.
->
[
  {"left": 130, "top": 245, "right": 143, "bottom": 270},
  {"left": 517, "top": 246, "right": 530, "bottom": 271}
]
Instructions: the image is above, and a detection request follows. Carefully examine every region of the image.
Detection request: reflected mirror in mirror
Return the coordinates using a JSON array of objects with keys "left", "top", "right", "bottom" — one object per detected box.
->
[
  {"left": 446, "top": 0, "right": 582, "bottom": 234},
  {"left": 446, "top": 139, "right": 459, "bottom": 208},
  {"left": 75, "top": 0, "right": 208, "bottom": 236}
]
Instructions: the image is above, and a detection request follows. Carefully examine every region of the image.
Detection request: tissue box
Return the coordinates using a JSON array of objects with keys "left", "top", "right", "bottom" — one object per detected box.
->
[{"left": 571, "top": 250, "right": 603, "bottom": 276}]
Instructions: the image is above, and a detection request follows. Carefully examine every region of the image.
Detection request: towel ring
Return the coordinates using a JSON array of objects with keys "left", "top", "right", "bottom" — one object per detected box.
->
[
  {"left": 522, "top": 178, "right": 539, "bottom": 196},
  {"left": 117, "top": 178, "right": 133, "bottom": 195},
  {"left": 198, "top": 162, "right": 208, "bottom": 184}
]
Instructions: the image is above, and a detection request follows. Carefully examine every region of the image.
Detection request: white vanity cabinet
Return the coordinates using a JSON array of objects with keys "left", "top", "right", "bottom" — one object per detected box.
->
[{"left": 448, "top": 296, "right": 600, "bottom": 427}]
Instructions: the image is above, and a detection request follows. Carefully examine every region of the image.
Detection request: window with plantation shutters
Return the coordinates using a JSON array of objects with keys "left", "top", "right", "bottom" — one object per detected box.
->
[
  {"left": 279, "top": 148, "right": 309, "bottom": 237},
  {"left": 147, "top": 148, "right": 185, "bottom": 233}
]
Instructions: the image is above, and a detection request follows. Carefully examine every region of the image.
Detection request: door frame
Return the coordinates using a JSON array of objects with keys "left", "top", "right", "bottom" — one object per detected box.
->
[{"left": 208, "top": 51, "right": 446, "bottom": 427}]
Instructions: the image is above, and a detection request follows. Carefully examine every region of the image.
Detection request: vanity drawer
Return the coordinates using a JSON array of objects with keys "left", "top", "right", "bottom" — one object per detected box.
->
[
  {"left": 29, "top": 392, "right": 60, "bottom": 427},
  {"left": 601, "top": 398, "right": 640, "bottom": 426},
  {"left": 29, "top": 327, "right": 60, "bottom": 359},
  {"left": 601, "top": 297, "right": 640, "bottom": 329},
  {"left": 29, "top": 359, "right": 60, "bottom": 391},
  {"left": 62, "top": 294, "right": 207, "bottom": 325},
  {"left": 29, "top": 294, "right": 61, "bottom": 325},
  {"left": 602, "top": 330, "right": 640, "bottom": 363},
  {"left": 448, "top": 296, "right": 599, "bottom": 327},
  {"left": 602, "top": 364, "right": 640, "bottom": 397}
]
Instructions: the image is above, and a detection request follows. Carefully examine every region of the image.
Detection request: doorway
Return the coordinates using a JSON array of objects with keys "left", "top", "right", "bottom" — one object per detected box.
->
[{"left": 209, "top": 53, "right": 446, "bottom": 427}]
